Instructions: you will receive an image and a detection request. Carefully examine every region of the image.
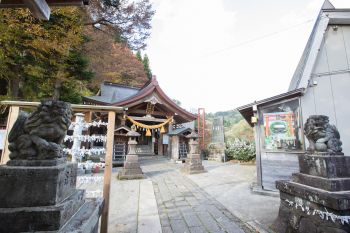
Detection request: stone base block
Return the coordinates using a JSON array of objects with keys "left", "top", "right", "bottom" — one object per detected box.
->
[
  {"left": 0, "top": 189, "right": 85, "bottom": 232},
  {"left": 272, "top": 191, "right": 350, "bottom": 233},
  {"left": 118, "top": 171, "right": 145, "bottom": 180},
  {"left": 0, "top": 162, "right": 77, "bottom": 208},
  {"left": 118, "top": 154, "right": 144, "bottom": 180},
  {"left": 298, "top": 154, "right": 350, "bottom": 178},
  {"left": 181, "top": 154, "right": 206, "bottom": 174},
  {"left": 292, "top": 173, "right": 350, "bottom": 191},
  {"left": 276, "top": 180, "right": 350, "bottom": 210},
  {"left": 60, "top": 197, "right": 104, "bottom": 233},
  {"left": 6, "top": 158, "right": 66, "bottom": 166}
]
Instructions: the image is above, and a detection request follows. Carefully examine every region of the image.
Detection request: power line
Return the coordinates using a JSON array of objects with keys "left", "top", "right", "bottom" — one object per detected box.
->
[{"left": 201, "top": 16, "right": 323, "bottom": 58}]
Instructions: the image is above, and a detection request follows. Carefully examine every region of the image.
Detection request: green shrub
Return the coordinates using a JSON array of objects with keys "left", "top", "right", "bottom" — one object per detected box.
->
[
  {"left": 200, "top": 148, "right": 210, "bottom": 160},
  {"left": 225, "top": 139, "right": 255, "bottom": 161}
]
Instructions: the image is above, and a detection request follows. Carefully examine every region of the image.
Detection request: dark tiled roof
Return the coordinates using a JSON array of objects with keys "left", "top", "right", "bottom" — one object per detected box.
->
[{"left": 168, "top": 127, "right": 192, "bottom": 136}]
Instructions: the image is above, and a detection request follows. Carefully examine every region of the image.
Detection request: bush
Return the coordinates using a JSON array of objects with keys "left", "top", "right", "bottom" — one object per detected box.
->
[
  {"left": 200, "top": 148, "right": 210, "bottom": 160},
  {"left": 225, "top": 139, "right": 255, "bottom": 162}
]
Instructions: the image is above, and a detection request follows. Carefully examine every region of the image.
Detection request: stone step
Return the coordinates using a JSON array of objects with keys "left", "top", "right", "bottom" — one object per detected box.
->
[
  {"left": 59, "top": 198, "right": 104, "bottom": 233},
  {"left": 276, "top": 180, "right": 350, "bottom": 211},
  {"left": 292, "top": 173, "right": 350, "bottom": 191}
]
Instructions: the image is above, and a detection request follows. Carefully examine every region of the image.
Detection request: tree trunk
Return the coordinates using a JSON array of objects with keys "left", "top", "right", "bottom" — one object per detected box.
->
[
  {"left": 53, "top": 79, "right": 62, "bottom": 100},
  {"left": 9, "top": 77, "right": 20, "bottom": 99},
  {"left": 53, "top": 69, "right": 64, "bottom": 100}
]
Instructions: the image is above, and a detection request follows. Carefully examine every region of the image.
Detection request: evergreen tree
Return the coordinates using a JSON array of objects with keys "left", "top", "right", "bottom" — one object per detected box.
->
[
  {"left": 136, "top": 50, "right": 142, "bottom": 62},
  {"left": 142, "top": 54, "right": 152, "bottom": 80}
]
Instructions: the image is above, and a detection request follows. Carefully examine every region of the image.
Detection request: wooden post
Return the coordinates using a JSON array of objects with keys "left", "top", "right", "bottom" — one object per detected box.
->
[
  {"left": 1, "top": 106, "right": 20, "bottom": 165},
  {"left": 253, "top": 106, "right": 263, "bottom": 188},
  {"left": 100, "top": 110, "right": 116, "bottom": 233},
  {"left": 158, "top": 133, "right": 163, "bottom": 156}
]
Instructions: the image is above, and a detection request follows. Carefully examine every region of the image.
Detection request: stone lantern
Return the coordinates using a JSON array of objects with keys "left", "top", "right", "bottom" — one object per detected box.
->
[
  {"left": 181, "top": 131, "right": 206, "bottom": 174},
  {"left": 118, "top": 129, "right": 144, "bottom": 179}
]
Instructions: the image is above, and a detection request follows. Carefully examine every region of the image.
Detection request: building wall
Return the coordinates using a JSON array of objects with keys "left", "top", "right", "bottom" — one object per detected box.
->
[{"left": 301, "top": 25, "right": 350, "bottom": 155}]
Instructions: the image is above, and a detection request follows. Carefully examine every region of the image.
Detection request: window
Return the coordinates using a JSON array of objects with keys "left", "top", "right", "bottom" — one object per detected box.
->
[{"left": 259, "top": 98, "right": 303, "bottom": 151}]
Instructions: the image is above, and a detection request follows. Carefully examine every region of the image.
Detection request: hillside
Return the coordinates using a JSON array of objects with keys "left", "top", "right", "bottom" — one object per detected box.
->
[
  {"left": 206, "top": 110, "right": 254, "bottom": 143},
  {"left": 83, "top": 27, "right": 149, "bottom": 91}
]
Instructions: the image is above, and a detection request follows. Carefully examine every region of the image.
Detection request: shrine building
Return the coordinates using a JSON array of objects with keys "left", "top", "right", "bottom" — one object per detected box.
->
[{"left": 83, "top": 77, "right": 196, "bottom": 165}]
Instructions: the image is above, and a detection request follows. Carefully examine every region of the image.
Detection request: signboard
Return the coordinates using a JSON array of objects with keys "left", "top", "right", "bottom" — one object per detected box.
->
[{"left": 263, "top": 112, "right": 296, "bottom": 150}]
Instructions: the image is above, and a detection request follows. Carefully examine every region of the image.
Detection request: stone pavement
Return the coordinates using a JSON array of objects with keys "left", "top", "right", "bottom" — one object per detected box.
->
[
  {"left": 107, "top": 157, "right": 279, "bottom": 233},
  {"left": 108, "top": 176, "right": 162, "bottom": 233},
  {"left": 187, "top": 161, "right": 280, "bottom": 232},
  {"left": 142, "top": 157, "right": 251, "bottom": 233}
]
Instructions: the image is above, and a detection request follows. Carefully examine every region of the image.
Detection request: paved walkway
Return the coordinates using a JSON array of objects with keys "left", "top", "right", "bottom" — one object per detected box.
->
[
  {"left": 107, "top": 157, "right": 279, "bottom": 233},
  {"left": 142, "top": 157, "right": 251, "bottom": 233}
]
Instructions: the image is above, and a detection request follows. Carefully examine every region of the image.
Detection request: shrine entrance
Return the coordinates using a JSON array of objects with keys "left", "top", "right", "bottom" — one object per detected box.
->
[{"left": 83, "top": 77, "right": 197, "bottom": 161}]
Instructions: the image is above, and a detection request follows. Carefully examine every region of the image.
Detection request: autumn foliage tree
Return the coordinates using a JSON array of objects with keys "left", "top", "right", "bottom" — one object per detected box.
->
[
  {"left": 0, "top": 0, "right": 155, "bottom": 103},
  {"left": 0, "top": 7, "right": 92, "bottom": 102}
]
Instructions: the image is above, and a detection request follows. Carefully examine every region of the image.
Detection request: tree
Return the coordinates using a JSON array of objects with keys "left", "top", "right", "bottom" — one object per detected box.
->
[
  {"left": 82, "top": 26, "right": 149, "bottom": 90},
  {"left": 136, "top": 50, "right": 142, "bottom": 61},
  {"left": 86, "top": 0, "right": 155, "bottom": 50},
  {"left": 142, "top": 54, "right": 152, "bottom": 80},
  {"left": 0, "top": 7, "right": 92, "bottom": 102}
]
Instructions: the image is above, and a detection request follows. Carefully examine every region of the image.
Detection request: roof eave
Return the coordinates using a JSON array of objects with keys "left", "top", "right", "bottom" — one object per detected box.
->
[{"left": 237, "top": 88, "right": 305, "bottom": 127}]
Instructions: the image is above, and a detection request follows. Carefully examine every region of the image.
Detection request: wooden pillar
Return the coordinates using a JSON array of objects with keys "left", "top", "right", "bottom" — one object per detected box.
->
[
  {"left": 100, "top": 111, "right": 116, "bottom": 233},
  {"left": 1, "top": 106, "right": 20, "bottom": 165},
  {"left": 151, "top": 130, "right": 155, "bottom": 155},
  {"left": 158, "top": 133, "right": 163, "bottom": 156},
  {"left": 253, "top": 105, "right": 263, "bottom": 188},
  {"left": 171, "top": 136, "right": 179, "bottom": 161}
]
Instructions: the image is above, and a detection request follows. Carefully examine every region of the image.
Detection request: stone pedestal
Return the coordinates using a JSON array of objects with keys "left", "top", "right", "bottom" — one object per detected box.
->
[
  {"left": 181, "top": 132, "right": 206, "bottom": 174},
  {"left": 208, "top": 143, "right": 225, "bottom": 162},
  {"left": 181, "top": 153, "right": 206, "bottom": 174},
  {"left": 118, "top": 131, "right": 144, "bottom": 180},
  {"left": 0, "top": 161, "right": 104, "bottom": 233},
  {"left": 272, "top": 154, "right": 350, "bottom": 233},
  {"left": 118, "top": 154, "right": 145, "bottom": 179}
]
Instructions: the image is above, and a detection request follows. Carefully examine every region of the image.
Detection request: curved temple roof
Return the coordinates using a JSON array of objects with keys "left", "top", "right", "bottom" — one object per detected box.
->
[{"left": 83, "top": 77, "right": 196, "bottom": 123}]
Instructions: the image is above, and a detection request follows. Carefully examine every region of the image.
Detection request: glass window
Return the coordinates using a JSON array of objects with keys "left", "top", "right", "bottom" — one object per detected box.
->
[{"left": 259, "top": 98, "right": 303, "bottom": 151}]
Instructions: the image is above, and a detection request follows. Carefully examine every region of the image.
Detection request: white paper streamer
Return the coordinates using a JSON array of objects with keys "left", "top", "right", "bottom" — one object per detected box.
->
[
  {"left": 63, "top": 148, "right": 106, "bottom": 157},
  {"left": 77, "top": 176, "right": 104, "bottom": 185},
  {"left": 64, "top": 135, "right": 107, "bottom": 143},
  {"left": 86, "top": 190, "right": 103, "bottom": 198},
  {"left": 284, "top": 199, "right": 350, "bottom": 225},
  {"left": 69, "top": 120, "right": 108, "bottom": 130}
]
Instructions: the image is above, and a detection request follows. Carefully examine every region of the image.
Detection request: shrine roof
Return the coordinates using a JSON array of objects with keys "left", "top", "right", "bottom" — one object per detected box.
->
[
  {"left": 167, "top": 127, "right": 192, "bottom": 136},
  {"left": 83, "top": 77, "right": 196, "bottom": 123}
]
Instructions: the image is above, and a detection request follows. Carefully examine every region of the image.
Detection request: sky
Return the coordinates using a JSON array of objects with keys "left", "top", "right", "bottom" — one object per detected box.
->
[{"left": 145, "top": 0, "right": 350, "bottom": 113}]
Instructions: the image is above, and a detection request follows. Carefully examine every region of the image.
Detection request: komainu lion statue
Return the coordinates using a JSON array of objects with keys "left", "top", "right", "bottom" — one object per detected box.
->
[
  {"left": 304, "top": 115, "right": 343, "bottom": 155},
  {"left": 8, "top": 100, "right": 72, "bottom": 160}
]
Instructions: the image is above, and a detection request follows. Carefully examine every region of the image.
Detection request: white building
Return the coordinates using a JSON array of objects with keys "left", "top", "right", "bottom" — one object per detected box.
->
[{"left": 237, "top": 0, "right": 350, "bottom": 191}]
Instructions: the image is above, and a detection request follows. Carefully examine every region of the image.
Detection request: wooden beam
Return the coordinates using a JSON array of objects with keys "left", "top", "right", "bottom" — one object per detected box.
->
[
  {"left": 0, "top": 106, "right": 19, "bottom": 165},
  {"left": 22, "top": 0, "right": 50, "bottom": 20},
  {"left": 0, "top": 0, "right": 85, "bottom": 7},
  {"left": 0, "top": 101, "right": 123, "bottom": 112},
  {"left": 100, "top": 111, "right": 116, "bottom": 233},
  {"left": 129, "top": 116, "right": 167, "bottom": 123}
]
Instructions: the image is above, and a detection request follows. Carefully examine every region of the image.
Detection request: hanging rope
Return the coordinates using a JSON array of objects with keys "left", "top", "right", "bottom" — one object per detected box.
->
[{"left": 125, "top": 115, "right": 172, "bottom": 136}]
